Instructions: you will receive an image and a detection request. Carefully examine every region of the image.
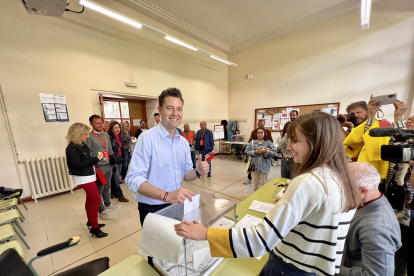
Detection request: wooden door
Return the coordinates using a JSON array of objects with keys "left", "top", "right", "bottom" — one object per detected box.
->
[{"left": 129, "top": 101, "right": 147, "bottom": 137}]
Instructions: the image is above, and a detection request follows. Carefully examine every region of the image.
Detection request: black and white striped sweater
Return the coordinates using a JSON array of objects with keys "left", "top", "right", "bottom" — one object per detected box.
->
[{"left": 207, "top": 167, "right": 356, "bottom": 276}]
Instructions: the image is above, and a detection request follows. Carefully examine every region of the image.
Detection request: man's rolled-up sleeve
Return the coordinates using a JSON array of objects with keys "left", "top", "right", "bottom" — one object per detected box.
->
[{"left": 125, "top": 134, "right": 152, "bottom": 193}]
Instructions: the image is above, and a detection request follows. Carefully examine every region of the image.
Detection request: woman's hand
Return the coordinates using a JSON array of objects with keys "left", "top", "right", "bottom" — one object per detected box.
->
[
  {"left": 367, "top": 95, "right": 381, "bottom": 119},
  {"left": 97, "top": 154, "right": 103, "bottom": 161},
  {"left": 174, "top": 220, "right": 208, "bottom": 240},
  {"left": 393, "top": 100, "right": 407, "bottom": 122}
]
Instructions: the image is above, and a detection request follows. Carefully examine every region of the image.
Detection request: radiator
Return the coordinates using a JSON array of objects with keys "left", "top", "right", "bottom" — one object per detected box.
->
[{"left": 24, "top": 155, "right": 74, "bottom": 203}]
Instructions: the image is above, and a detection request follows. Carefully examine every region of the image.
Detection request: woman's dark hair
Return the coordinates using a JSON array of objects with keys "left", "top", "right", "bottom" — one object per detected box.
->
[
  {"left": 108, "top": 121, "right": 121, "bottom": 137},
  {"left": 287, "top": 112, "right": 361, "bottom": 212},
  {"left": 256, "top": 127, "right": 268, "bottom": 141},
  {"left": 159, "top": 88, "right": 184, "bottom": 107}
]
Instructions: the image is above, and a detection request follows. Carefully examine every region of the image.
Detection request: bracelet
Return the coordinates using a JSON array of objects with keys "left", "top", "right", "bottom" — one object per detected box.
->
[
  {"left": 195, "top": 170, "right": 201, "bottom": 178},
  {"left": 163, "top": 192, "right": 169, "bottom": 203}
]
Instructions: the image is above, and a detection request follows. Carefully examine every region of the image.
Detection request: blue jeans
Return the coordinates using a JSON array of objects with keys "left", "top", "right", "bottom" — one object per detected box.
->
[
  {"left": 190, "top": 151, "right": 196, "bottom": 169},
  {"left": 121, "top": 148, "right": 131, "bottom": 179},
  {"left": 111, "top": 163, "right": 124, "bottom": 197},
  {"left": 262, "top": 251, "right": 318, "bottom": 276}
]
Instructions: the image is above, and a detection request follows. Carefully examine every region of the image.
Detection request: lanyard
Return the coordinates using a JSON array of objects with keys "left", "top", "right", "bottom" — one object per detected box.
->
[
  {"left": 93, "top": 131, "right": 106, "bottom": 150},
  {"left": 201, "top": 129, "right": 205, "bottom": 140}
]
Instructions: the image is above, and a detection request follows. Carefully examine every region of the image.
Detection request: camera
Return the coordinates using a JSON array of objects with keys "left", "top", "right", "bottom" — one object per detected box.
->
[
  {"left": 369, "top": 128, "right": 414, "bottom": 163},
  {"left": 337, "top": 113, "right": 356, "bottom": 125}
]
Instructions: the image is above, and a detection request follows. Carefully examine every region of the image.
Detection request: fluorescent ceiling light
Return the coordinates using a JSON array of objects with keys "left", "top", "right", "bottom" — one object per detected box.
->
[
  {"left": 165, "top": 36, "right": 198, "bottom": 51},
  {"left": 80, "top": 0, "right": 142, "bottom": 29},
  {"left": 361, "top": 0, "right": 371, "bottom": 30},
  {"left": 210, "top": 55, "right": 232, "bottom": 65}
]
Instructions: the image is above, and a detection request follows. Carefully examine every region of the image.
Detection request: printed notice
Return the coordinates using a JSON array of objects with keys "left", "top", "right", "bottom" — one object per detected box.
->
[
  {"left": 248, "top": 200, "right": 276, "bottom": 214},
  {"left": 40, "top": 94, "right": 69, "bottom": 122}
]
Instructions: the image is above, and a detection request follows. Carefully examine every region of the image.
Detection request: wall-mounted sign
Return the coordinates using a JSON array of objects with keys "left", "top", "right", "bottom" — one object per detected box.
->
[{"left": 40, "top": 94, "right": 69, "bottom": 122}]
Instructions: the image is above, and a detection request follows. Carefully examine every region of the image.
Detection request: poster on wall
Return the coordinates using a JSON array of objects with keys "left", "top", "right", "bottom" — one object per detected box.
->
[
  {"left": 322, "top": 106, "right": 338, "bottom": 116},
  {"left": 214, "top": 125, "right": 225, "bottom": 139},
  {"left": 40, "top": 94, "right": 69, "bottom": 122},
  {"left": 272, "top": 118, "right": 280, "bottom": 130}
]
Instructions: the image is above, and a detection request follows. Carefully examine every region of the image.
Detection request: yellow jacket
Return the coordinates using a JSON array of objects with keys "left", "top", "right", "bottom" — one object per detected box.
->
[{"left": 343, "top": 119, "right": 389, "bottom": 179}]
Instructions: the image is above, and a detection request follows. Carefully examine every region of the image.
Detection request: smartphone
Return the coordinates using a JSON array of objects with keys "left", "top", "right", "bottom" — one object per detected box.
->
[{"left": 372, "top": 93, "right": 397, "bottom": 105}]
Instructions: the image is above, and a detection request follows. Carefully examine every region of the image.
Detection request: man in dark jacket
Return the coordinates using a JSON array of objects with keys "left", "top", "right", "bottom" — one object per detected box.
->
[
  {"left": 135, "top": 120, "right": 149, "bottom": 139},
  {"left": 195, "top": 121, "right": 214, "bottom": 178}
]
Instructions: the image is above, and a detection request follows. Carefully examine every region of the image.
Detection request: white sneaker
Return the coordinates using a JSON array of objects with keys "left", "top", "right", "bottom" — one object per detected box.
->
[
  {"left": 106, "top": 203, "right": 122, "bottom": 210},
  {"left": 99, "top": 211, "right": 112, "bottom": 220},
  {"left": 244, "top": 179, "right": 252, "bottom": 185}
]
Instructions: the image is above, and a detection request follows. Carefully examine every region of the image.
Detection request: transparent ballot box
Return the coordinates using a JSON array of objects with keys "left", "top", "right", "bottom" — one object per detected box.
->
[
  {"left": 232, "top": 134, "right": 245, "bottom": 143},
  {"left": 153, "top": 192, "right": 237, "bottom": 276}
]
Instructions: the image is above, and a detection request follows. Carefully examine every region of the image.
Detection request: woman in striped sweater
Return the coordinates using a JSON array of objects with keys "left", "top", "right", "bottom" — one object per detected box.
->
[{"left": 175, "top": 112, "right": 361, "bottom": 276}]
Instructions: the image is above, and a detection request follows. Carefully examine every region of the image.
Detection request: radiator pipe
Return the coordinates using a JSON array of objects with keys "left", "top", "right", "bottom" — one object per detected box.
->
[{"left": 0, "top": 77, "right": 24, "bottom": 189}]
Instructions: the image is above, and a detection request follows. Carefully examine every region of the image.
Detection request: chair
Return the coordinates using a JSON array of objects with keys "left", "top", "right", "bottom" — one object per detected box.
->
[
  {"left": 0, "top": 198, "right": 25, "bottom": 221},
  {"left": 0, "top": 236, "right": 110, "bottom": 276},
  {"left": 0, "top": 209, "right": 29, "bottom": 249},
  {"left": 1, "top": 190, "right": 27, "bottom": 211},
  {"left": 0, "top": 240, "right": 23, "bottom": 257},
  {"left": 0, "top": 224, "right": 16, "bottom": 243}
]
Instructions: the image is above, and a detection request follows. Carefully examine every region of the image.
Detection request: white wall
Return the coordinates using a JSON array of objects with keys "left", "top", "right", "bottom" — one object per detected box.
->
[
  {"left": 229, "top": 0, "right": 414, "bottom": 136},
  {"left": 0, "top": 0, "right": 228, "bottom": 197}
]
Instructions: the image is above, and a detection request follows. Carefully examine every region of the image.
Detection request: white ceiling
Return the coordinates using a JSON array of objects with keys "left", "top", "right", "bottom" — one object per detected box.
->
[{"left": 114, "top": 0, "right": 362, "bottom": 53}]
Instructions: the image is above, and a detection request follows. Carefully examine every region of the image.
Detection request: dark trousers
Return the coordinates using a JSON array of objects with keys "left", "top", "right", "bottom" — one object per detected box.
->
[
  {"left": 111, "top": 164, "right": 124, "bottom": 197},
  {"left": 200, "top": 151, "right": 211, "bottom": 177},
  {"left": 121, "top": 148, "right": 131, "bottom": 179},
  {"left": 281, "top": 157, "right": 295, "bottom": 179},
  {"left": 395, "top": 224, "right": 409, "bottom": 276},
  {"left": 190, "top": 151, "right": 196, "bottom": 169},
  {"left": 138, "top": 202, "right": 171, "bottom": 266},
  {"left": 262, "top": 250, "right": 317, "bottom": 276},
  {"left": 407, "top": 215, "right": 414, "bottom": 275}
]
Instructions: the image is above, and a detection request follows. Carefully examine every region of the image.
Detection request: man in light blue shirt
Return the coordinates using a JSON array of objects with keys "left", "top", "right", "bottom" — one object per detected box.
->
[{"left": 126, "top": 88, "right": 209, "bottom": 264}]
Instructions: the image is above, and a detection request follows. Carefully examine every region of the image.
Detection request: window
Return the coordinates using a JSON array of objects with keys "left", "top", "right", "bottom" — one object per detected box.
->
[{"left": 103, "top": 100, "right": 130, "bottom": 130}]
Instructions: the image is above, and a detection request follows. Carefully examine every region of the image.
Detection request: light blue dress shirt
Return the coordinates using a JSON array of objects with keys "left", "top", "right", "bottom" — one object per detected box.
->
[{"left": 125, "top": 123, "right": 193, "bottom": 204}]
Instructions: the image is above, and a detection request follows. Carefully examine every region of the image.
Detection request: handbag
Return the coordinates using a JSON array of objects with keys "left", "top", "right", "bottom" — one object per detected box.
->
[
  {"left": 95, "top": 166, "right": 107, "bottom": 186},
  {"left": 245, "top": 141, "right": 255, "bottom": 175}
]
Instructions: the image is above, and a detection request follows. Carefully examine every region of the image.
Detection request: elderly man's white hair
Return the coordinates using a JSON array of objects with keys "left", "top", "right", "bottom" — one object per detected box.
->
[{"left": 348, "top": 162, "right": 381, "bottom": 191}]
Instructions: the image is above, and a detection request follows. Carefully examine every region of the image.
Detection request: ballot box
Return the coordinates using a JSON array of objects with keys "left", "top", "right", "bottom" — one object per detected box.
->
[
  {"left": 232, "top": 134, "right": 245, "bottom": 143},
  {"left": 152, "top": 192, "right": 237, "bottom": 276}
]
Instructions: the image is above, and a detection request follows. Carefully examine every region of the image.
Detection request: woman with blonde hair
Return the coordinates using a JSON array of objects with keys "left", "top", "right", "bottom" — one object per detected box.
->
[
  {"left": 175, "top": 112, "right": 361, "bottom": 276},
  {"left": 66, "top": 123, "right": 108, "bottom": 238}
]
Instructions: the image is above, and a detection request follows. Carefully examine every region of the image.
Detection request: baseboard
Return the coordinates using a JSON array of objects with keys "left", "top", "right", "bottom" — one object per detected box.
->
[{"left": 19, "top": 186, "right": 83, "bottom": 204}]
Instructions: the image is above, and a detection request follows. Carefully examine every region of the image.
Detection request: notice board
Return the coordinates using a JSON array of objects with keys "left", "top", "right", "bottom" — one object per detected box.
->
[{"left": 255, "top": 102, "right": 340, "bottom": 132}]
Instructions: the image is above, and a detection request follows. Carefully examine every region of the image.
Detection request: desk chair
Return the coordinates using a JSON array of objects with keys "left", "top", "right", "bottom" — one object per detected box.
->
[
  {"left": 0, "top": 198, "right": 25, "bottom": 221},
  {"left": 0, "top": 236, "right": 110, "bottom": 276},
  {"left": 0, "top": 241, "right": 23, "bottom": 257},
  {"left": 0, "top": 209, "right": 29, "bottom": 249},
  {"left": 2, "top": 190, "right": 28, "bottom": 211}
]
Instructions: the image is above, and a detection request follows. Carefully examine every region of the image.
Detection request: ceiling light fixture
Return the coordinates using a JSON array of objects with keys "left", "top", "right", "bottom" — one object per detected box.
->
[
  {"left": 80, "top": 0, "right": 142, "bottom": 29},
  {"left": 360, "top": 0, "right": 371, "bottom": 30},
  {"left": 79, "top": 0, "right": 236, "bottom": 66},
  {"left": 210, "top": 55, "right": 233, "bottom": 65},
  {"left": 165, "top": 36, "right": 198, "bottom": 51}
]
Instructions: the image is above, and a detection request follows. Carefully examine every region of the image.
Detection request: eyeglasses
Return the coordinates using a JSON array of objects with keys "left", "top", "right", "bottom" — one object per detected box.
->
[{"left": 404, "top": 118, "right": 414, "bottom": 123}]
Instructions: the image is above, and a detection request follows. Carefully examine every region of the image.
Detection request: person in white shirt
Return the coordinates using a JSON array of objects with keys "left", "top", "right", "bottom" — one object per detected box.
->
[{"left": 175, "top": 112, "right": 361, "bottom": 276}]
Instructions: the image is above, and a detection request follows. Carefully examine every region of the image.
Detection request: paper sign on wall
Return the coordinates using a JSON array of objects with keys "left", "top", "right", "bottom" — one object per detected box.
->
[
  {"left": 214, "top": 125, "right": 225, "bottom": 139},
  {"left": 133, "top": 119, "right": 141, "bottom": 126},
  {"left": 40, "top": 94, "right": 69, "bottom": 122}
]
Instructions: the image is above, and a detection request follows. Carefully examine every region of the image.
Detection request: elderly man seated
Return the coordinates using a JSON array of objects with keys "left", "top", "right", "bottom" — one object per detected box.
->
[{"left": 338, "top": 162, "right": 402, "bottom": 276}]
